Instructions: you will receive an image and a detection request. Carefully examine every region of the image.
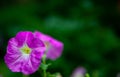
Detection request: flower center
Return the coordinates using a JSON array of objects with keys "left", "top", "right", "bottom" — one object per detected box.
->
[
  {"left": 44, "top": 41, "right": 50, "bottom": 53},
  {"left": 44, "top": 41, "right": 49, "bottom": 48},
  {"left": 20, "top": 45, "right": 31, "bottom": 54}
]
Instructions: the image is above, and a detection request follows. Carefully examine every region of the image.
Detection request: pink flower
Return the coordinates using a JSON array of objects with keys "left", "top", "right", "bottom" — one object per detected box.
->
[
  {"left": 34, "top": 31, "right": 64, "bottom": 60},
  {"left": 71, "top": 67, "right": 86, "bottom": 77},
  {"left": 4, "top": 31, "right": 45, "bottom": 75}
]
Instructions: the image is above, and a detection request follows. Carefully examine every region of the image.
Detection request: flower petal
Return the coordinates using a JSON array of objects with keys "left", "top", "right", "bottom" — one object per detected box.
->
[
  {"left": 5, "top": 37, "right": 24, "bottom": 72},
  {"left": 7, "top": 38, "right": 21, "bottom": 54},
  {"left": 21, "top": 48, "right": 44, "bottom": 74},
  {"left": 4, "top": 53, "right": 23, "bottom": 72},
  {"left": 26, "top": 32, "right": 45, "bottom": 48},
  {"left": 15, "top": 31, "right": 32, "bottom": 47},
  {"left": 47, "top": 40, "right": 63, "bottom": 60},
  {"left": 34, "top": 31, "right": 52, "bottom": 41}
]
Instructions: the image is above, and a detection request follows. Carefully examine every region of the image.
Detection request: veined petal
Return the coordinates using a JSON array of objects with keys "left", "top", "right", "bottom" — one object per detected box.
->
[
  {"left": 7, "top": 38, "right": 21, "bottom": 54},
  {"left": 4, "top": 53, "right": 23, "bottom": 72},
  {"left": 21, "top": 59, "right": 34, "bottom": 75},
  {"left": 5, "top": 37, "right": 23, "bottom": 72},
  {"left": 27, "top": 32, "right": 45, "bottom": 48},
  {"left": 21, "top": 48, "right": 44, "bottom": 75},
  {"left": 15, "top": 31, "right": 32, "bottom": 47}
]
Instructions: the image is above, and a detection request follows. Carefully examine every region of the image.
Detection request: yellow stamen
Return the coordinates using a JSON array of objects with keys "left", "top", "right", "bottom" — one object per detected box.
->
[{"left": 21, "top": 45, "right": 31, "bottom": 54}]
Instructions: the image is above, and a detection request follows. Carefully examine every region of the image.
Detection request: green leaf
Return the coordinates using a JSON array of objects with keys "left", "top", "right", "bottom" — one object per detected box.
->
[{"left": 40, "top": 63, "right": 51, "bottom": 71}]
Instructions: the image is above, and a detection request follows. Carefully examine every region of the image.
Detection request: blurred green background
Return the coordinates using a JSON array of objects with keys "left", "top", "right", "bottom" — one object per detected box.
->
[{"left": 0, "top": 0, "right": 120, "bottom": 77}]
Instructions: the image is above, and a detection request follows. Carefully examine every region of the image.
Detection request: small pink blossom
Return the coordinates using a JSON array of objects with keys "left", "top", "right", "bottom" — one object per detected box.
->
[
  {"left": 34, "top": 31, "right": 64, "bottom": 60},
  {"left": 71, "top": 67, "right": 86, "bottom": 77}
]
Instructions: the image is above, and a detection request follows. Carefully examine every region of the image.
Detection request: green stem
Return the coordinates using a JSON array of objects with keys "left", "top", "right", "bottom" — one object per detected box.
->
[
  {"left": 43, "top": 69, "right": 47, "bottom": 77},
  {"left": 43, "top": 55, "right": 47, "bottom": 77}
]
